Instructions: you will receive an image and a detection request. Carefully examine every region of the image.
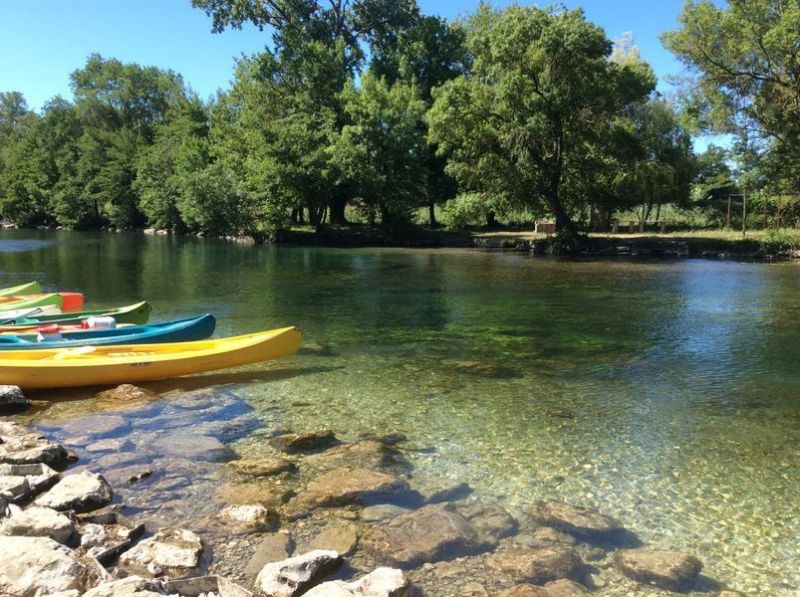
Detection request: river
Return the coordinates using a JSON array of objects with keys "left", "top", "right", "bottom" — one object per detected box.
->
[{"left": 1, "top": 230, "right": 798, "bottom": 595}]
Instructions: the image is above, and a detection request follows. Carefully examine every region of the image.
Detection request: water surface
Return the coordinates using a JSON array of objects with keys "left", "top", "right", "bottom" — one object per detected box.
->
[{"left": 2, "top": 230, "right": 798, "bottom": 594}]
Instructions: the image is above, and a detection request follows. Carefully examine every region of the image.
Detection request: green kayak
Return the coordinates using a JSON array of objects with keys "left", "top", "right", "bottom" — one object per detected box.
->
[
  {"left": 0, "top": 281, "right": 42, "bottom": 297},
  {"left": 0, "top": 301, "right": 152, "bottom": 330}
]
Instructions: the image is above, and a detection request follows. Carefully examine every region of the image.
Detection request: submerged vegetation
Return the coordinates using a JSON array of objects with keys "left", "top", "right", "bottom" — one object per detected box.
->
[{"left": 1, "top": 1, "right": 799, "bottom": 241}]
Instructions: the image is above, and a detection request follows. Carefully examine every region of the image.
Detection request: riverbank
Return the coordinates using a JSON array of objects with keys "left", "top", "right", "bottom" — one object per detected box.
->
[
  {"left": 0, "top": 384, "right": 747, "bottom": 596},
  {"left": 6, "top": 220, "right": 800, "bottom": 259}
]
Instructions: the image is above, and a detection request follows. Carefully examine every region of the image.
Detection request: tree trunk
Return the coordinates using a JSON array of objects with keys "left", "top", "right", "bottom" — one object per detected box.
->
[
  {"left": 590, "top": 205, "right": 610, "bottom": 231},
  {"left": 544, "top": 187, "right": 575, "bottom": 233},
  {"left": 428, "top": 201, "right": 438, "bottom": 227},
  {"left": 329, "top": 196, "right": 347, "bottom": 225}
]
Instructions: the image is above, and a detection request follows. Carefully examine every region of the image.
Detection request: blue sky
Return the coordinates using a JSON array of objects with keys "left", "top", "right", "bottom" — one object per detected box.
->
[{"left": 1, "top": 0, "right": 689, "bottom": 110}]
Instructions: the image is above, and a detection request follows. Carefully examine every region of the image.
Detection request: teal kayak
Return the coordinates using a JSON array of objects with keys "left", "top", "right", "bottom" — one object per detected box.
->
[{"left": 0, "top": 314, "right": 216, "bottom": 349}]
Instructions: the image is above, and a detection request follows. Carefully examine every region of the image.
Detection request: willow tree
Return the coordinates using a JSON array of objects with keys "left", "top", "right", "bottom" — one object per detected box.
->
[{"left": 428, "top": 5, "right": 654, "bottom": 232}]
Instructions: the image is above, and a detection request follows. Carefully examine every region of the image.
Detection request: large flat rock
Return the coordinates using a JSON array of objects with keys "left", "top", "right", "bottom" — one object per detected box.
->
[
  {"left": 614, "top": 548, "right": 702, "bottom": 591},
  {"left": 361, "top": 502, "right": 483, "bottom": 568},
  {"left": 119, "top": 527, "right": 204, "bottom": 578},
  {"left": 0, "top": 535, "right": 86, "bottom": 596},
  {"left": 35, "top": 471, "right": 112, "bottom": 513}
]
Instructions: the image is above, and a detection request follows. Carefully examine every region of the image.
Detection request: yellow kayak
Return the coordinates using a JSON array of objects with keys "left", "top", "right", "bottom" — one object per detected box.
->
[{"left": 0, "top": 326, "right": 301, "bottom": 390}]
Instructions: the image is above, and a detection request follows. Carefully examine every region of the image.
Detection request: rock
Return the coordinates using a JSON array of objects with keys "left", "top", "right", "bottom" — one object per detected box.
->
[
  {"left": 0, "top": 385, "right": 29, "bottom": 412},
  {"left": 216, "top": 482, "right": 294, "bottom": 509},
  {"left": 152, "top": 433, "right": 231, "bottom": 460},
  {"left": 35, "top": 471, "right": 112, "bottom": 513},
  {"left": 530, "top": 527, "right": 577, "bottom": 546},
  {"left": 83, "top": 576, "right": 166, "bottom": 596},
  {"left": 498, "top": 586, "right": 549, "bottom": 597},
  {"left": 0, "top": 474, "right": 28, "bottom": 497},
  {"left": 0, "top": 506, "right": 74, "bottom": 543},
  {"left": 360, "top": 504, "right": 412, "bottom": 523},
  {"left": 0, "top": 462, "right": 59, "bottom": 498},
  {"left": 217, "top": 504, "right": 274, "bottom": 531},
  {"left": 535, "top": 501, "right": 623, "bottom": 539},
  {"left": 361, "top": 502, "right": 483, "bottom": 568},
  {"left": 543, "top": 579, "right": 591, "bottom": 596},
  {"left": 614, "top": 548, "right": 702, "bottom": 591},
  {"left": 423, "top": 481, "right": 472, "bottom": 504},
  {"left": 450, "top": 360, "right": 515, "bottom": 378},
  {"left": 460, "top": 582, "right": 489, "bottom": 597},
  {"left": 299, "top": 343, "right": 334, "bottom": 356},
  {"left": 303, "top": 522, "right": 359, "bottom": 556},
  {"left": 95, "top": 384, "right": 159, "bottom": 404},
  {"left": 0, "top": 433, "right": 69, "bottom": 467},
  {"left": 60, "top": 414, "right": 130, "bottom": 439},
  {"left": 303, "top": 567, "right": 409, "bottom": 596},
  {"left": 85, "top": 438, "right": 133, "bottom": 453},
  {"left": 80, "top": 522, "right": 110, "bottom": 549},
  {"left": 269, "top": 430, "right": 338, "bottom": 453},
  {"left": 301, "top": 467, "right": 409, "bottom": 509},
  {"left": 488, "top": 546, "right": 582, "bottom": 584},
  {"left": 458, "top": 503, "right": 517, "bottom": 543},
  {"left": 305, "top": 440, "right": 398, "bottom": 471},
  {"left": 0, "top": 536, "right": 87, "bottom": 596},
  {"left": 119, "top": 527, "right": 203, "bottom": 578},
  {"left": 254, "top": 549, "right": 342, "bottom": 597},
  {"left": 230, "top": 457, "right": 296, "bottom": 477},
  {"left": 244, "top": 532, "right": 292, "bottom": 582}
]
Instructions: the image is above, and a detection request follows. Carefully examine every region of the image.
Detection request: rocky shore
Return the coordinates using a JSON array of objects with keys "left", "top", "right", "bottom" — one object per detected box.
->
[{"left": 0, "top": 385, "right": 746, "bottom": 596}]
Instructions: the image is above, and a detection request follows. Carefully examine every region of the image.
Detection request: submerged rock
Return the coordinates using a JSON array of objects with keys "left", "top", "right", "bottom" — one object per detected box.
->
[
  {"left": 305, "top": 440, "right": 398, "bottom": 471},
  {"left": 243, "top": 532, "right": 292, "bottom": 582},
  {"left": 60, "top": 414, "right": 130, "bottom": 439},
  {"left": 0, "top": 506, "right": 74, "bottom": 543},
  {"left": 488, "top": 546, "right": 582, "bottom": 584},
  {"left": 498, "top": 580, "right": 590, "bottom": 597},
  {"left": 303, "top": 567, "right": 409, "bottom": 596},
  {"left": 301, "top": 522, "right": 359, "bottom": 556},
  {"left": 458, "top": 502, "right": 518, "bottom": 544},
  {"left": 0, "top": 535, "right": 87, "bottom": 596},
  {"left": 217, "top": 504, "right": 274, "bottom": 531},
  {"left": 0, "top": 385, "right": 29, "bottom": 413},
  {"left": 119, "top": 527, "right": 203, "bottom": 578},
  {"left": 35, "top": 471, "right": 112, "bottom": 513},
  {"left": 535, "top": 501, "right": 624, "bottom": 539},
  {"left": 361, "top": 502, "right": 484, "bottom": 568},
  {"left": 614, "top": 548, "right": 702, "bottom": 591},
  {"left": 269, "top": 430, "right": 338, "bottom": 454},
  {"left": 152, "top": 433, "right": 231, "bottom": 461},
  {"left": 300, "top": 467, "right": 409, "bottom": 509},
  {"left": 95, "top": 384, "right": 159, "bottom": 404},
  {"left": 498, "top": 586, "right": 550, "bottom": 597},
  {"left": 254, "top": 549, "right": 342, "bottom": 597},
  {"left": 230, "top": 457, "right": 296, "bottom": 477}
]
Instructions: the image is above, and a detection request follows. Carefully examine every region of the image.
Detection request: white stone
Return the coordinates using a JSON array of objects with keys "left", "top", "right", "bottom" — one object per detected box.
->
[
  {"left": 255, "top": 550, "right": 342, "bottom": 597},
  {"left": 0, "top": 385, "right": 29, "bottom": 411},
  {"left": 83, "top": 576, "right": 166, "bottom": 596},
  {"left": 0, "top": 506, "right": 75, "bottom": 543},
  {"left": 217, "top": 504, "right": 272, "bottom": 530},
  {"left": 303, "top": 567, "right": 409, "bottom": 596},
  {"left": 119, "top": 528, "right": 203, "bottom": 578},
  {"left": 0, "top": 535, "right": 86, "bottom": 596},
  {"left": 35, "top": 471, "right": 112, "bottom": 513}
]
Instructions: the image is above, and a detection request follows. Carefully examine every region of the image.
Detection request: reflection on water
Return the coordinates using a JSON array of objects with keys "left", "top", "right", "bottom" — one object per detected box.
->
[{"left": 2, "top": 230, "right": 800, "bottom": 594}]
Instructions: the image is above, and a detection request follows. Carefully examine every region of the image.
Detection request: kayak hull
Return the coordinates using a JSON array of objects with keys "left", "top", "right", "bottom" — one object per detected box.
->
[
  {"left": 0, "top": 302, "right": 152, "bottom": 331},
  {"left": 0, "top": 292, "right": 84, "bottom": 312},
  {"left": 0, "top": 326, "right": 301, "bottom": 390},
  {"left": 0, "top": 282, "right": 42, "bottom": 297},
  {"left": 0, "top": 315, "right": 216, "bottom": 349}
]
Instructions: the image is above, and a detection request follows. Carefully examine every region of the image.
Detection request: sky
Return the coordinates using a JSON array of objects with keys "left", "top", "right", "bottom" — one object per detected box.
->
[{"left": 1, "top": 0, "right": 690, "bottom": 110}]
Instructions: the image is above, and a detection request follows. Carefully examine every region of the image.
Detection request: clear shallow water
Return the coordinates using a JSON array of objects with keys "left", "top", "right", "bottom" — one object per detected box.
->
[{"left": 2, "top": 230, "right": 799, "bottom": 594}]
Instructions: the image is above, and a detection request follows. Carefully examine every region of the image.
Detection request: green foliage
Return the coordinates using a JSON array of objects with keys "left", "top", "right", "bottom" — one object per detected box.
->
[
  {"left": 429, "top": 5, "right": 655, "bottom": 232},
  {"left": 331, "top": 73, "right": 427, "bottom": 227},
  {"left": 440, "top": 192, "right": 498, "bottom": 229}
]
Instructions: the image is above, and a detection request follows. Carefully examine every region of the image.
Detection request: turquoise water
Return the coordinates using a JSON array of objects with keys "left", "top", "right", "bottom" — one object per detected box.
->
[{"left": 1, "top": 230, "right": 799, "bottom": 594}]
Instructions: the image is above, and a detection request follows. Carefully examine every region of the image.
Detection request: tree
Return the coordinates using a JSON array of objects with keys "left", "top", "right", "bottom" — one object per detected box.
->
[
  {"left": 663, "top": 0, "right": 800, "bottom": 189},
  {"left": 330, "top": 73, "right": 427, "bottom": 228},
  {"left": 428, "top": 5, "right": 655, "bottom": 232},
  {"left": 135, "top": 97, "right": 211, "bottom": 230},
  {"left": 371, "top": 15, "right": 469, "bottom": 226}
]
